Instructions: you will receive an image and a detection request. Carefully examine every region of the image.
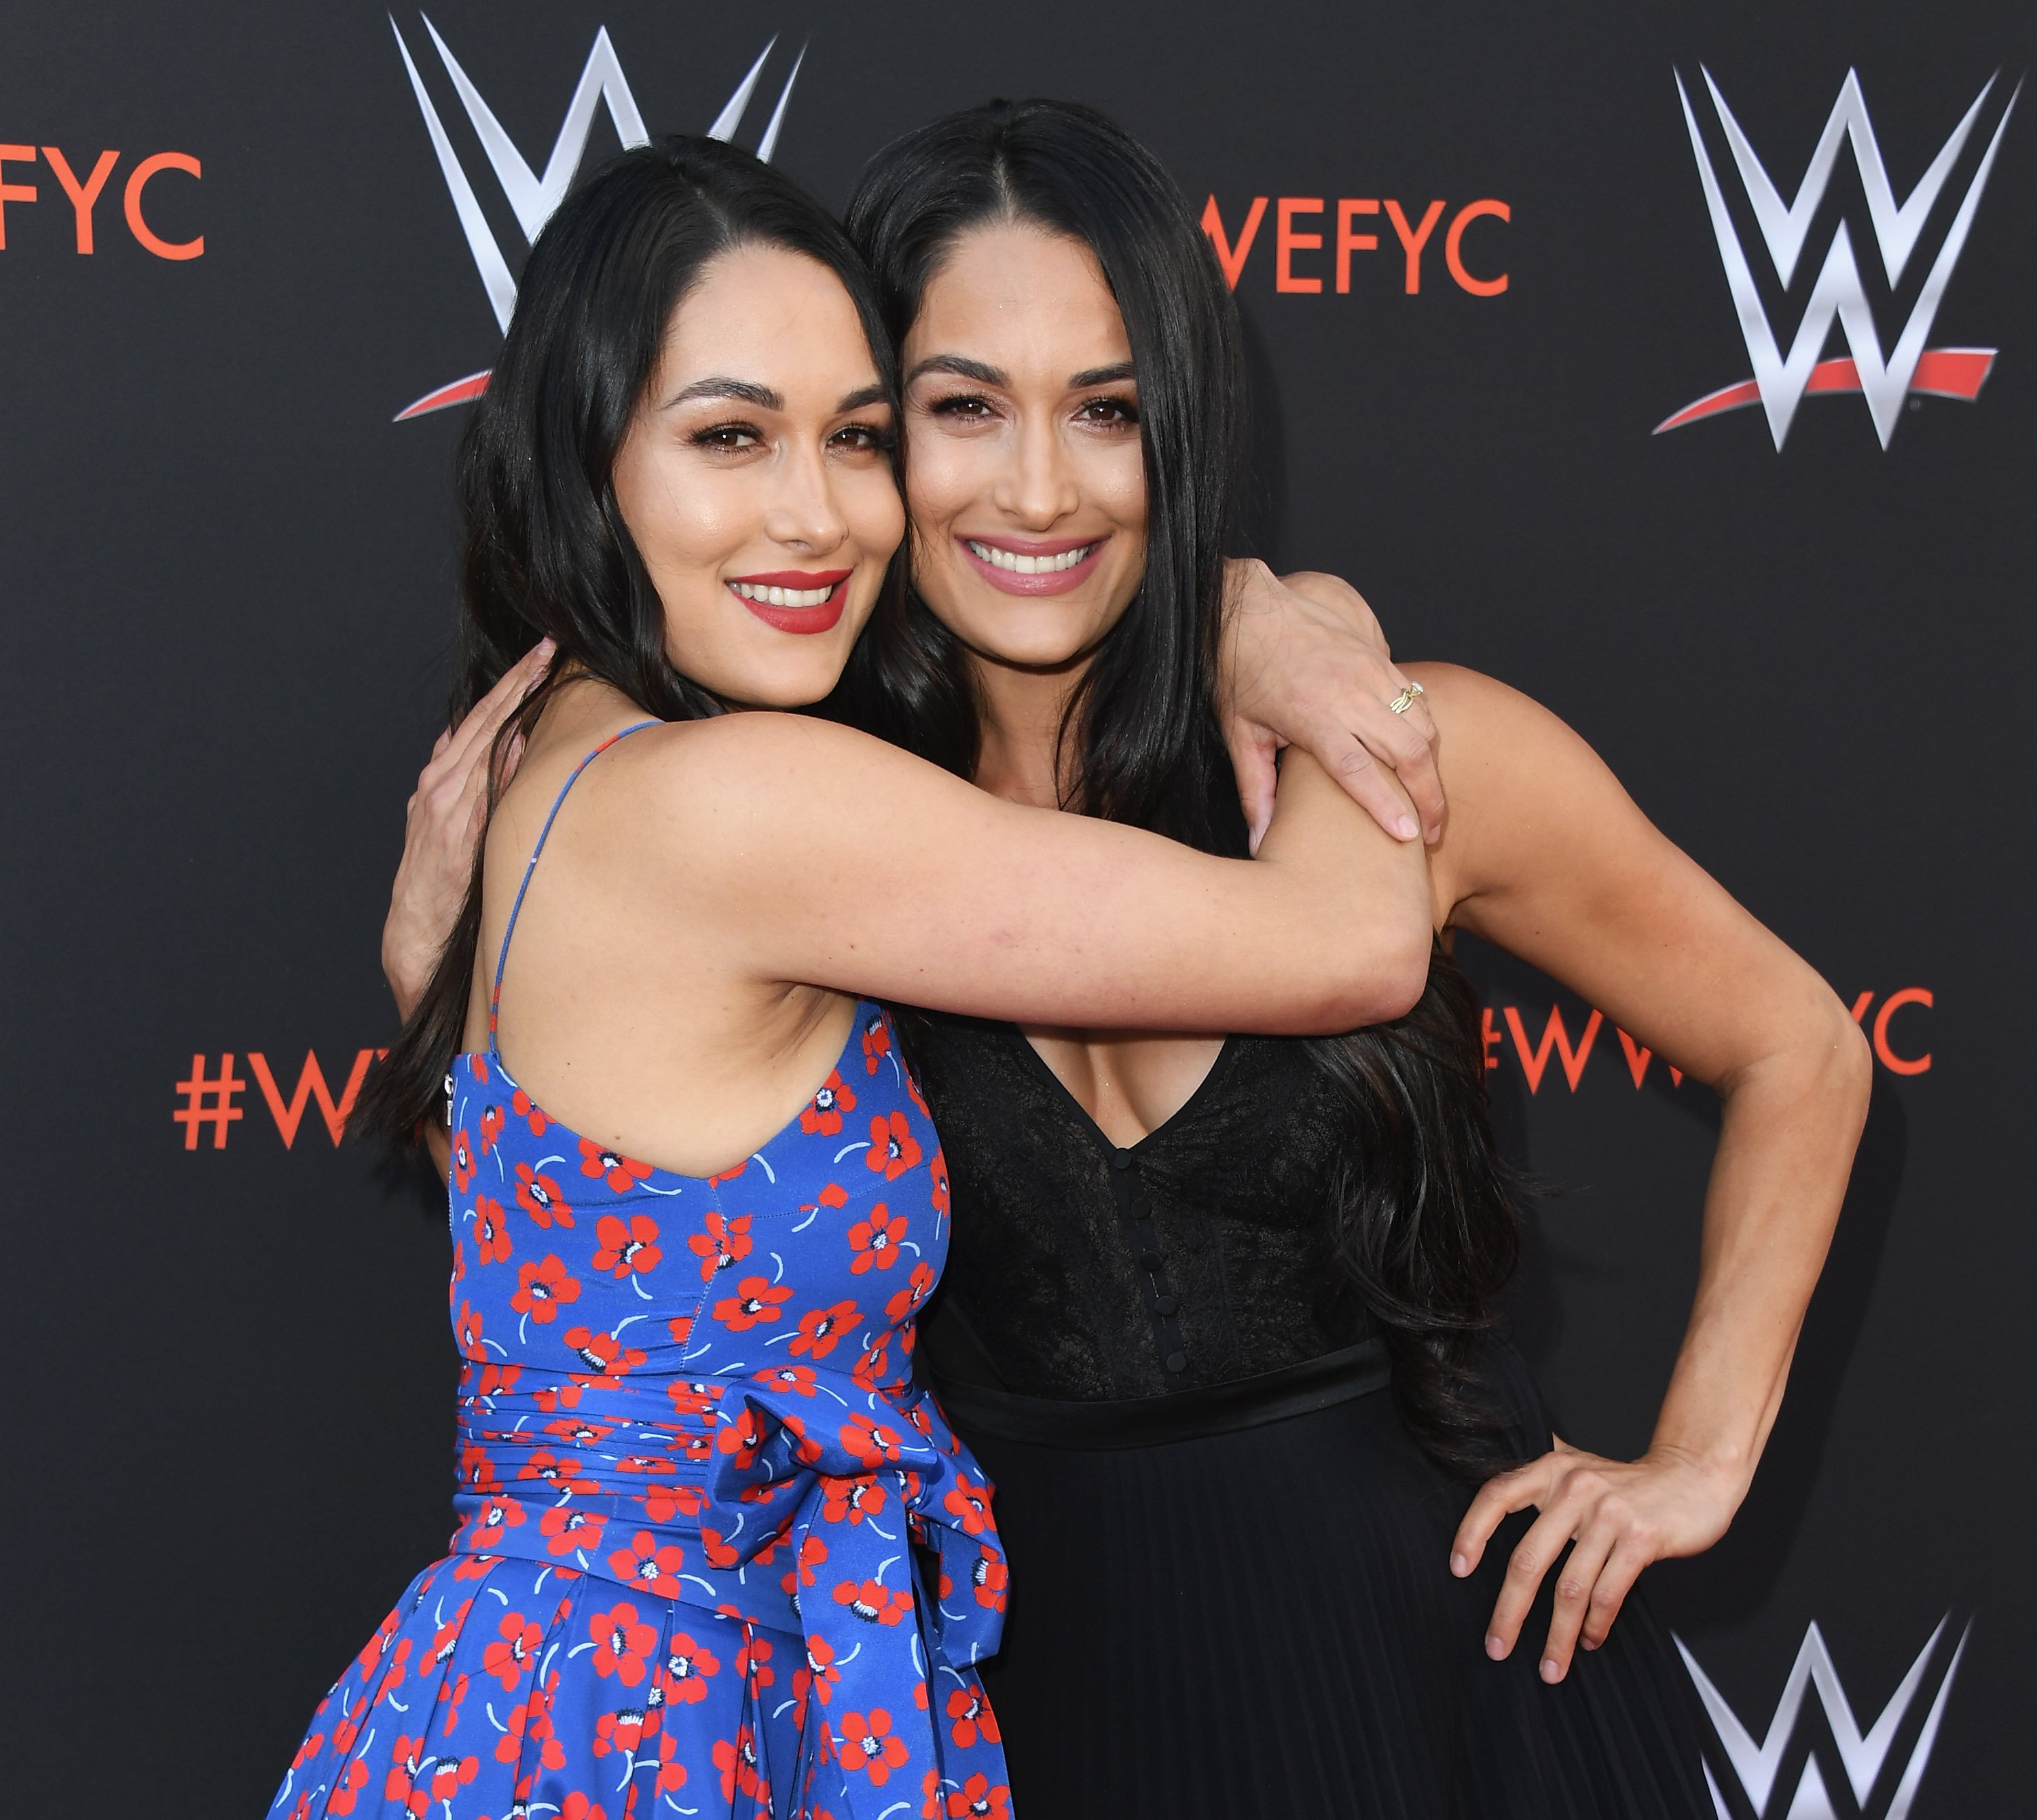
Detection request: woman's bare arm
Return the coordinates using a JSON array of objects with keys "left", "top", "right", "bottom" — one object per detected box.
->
[
  {"left": 1414, "top": 663, "right": 1870, "bottom": 1683},
  {"left": 634, "top": 709, "right": 1432, "bottom": 1033}
]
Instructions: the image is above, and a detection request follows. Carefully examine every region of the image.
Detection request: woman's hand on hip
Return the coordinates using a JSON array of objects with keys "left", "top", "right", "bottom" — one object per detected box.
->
[
  {"left": 1217, "top": 558, "right": 1444, "bottom": 853},
  {"left": 1450, "top": 1439, "right": 1742, "bottom": 1684},
  {"left": 382, "top": 639, "right": 551, "bottom": 1018}
]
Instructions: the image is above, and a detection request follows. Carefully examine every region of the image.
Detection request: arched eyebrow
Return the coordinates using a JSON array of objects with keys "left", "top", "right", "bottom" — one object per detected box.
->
[
  {"left": 1070, "top": 362, "right": 1137, "bottom": 388},
  {"left": 838, "top": 383, "right": 889, "bottom": 412},
  {"left": 906, "top": 354, "right": 1006, "bottom": 388},
  {"left": 665, "top": 377, "right": 783, "bottom": 411}
]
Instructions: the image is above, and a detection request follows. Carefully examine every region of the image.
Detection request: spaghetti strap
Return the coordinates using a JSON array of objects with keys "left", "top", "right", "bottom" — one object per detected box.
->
[{"left": 487, "top": 720, "right": 658, "bottom": 1035}]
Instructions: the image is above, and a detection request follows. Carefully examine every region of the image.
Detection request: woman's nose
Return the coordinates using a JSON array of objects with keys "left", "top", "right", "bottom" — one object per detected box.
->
[
  {"left": 763, "top": 441, "right": 849, "bottom": 552},
  {"left": 993, "top": 415, "right": 1080, "bottom": 527}
]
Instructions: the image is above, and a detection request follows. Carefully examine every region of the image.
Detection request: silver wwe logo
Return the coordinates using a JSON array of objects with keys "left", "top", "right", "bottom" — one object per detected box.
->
[
  {"left": 1659, "top": 68, "right": 2018, "bottom": 447},
  {"left": 1677, "top": 1617, "right": 1969, "bottom": 1819},
  {"left": 389, "top": 15, "right": 802, "bottom": 419}
]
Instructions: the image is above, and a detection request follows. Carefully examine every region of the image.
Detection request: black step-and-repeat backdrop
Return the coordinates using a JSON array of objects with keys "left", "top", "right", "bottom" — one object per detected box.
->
[{"left": 3, "top": 3, "right": 2029, "bottom": 1813}]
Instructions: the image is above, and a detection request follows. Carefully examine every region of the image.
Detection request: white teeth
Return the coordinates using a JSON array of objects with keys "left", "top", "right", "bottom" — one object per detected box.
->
[
  {"left": 730, "top": 580, "right": 836, "bottom": 608},
  {"left": 967, "top": 540, "right": 1095, "bottom": 574}
]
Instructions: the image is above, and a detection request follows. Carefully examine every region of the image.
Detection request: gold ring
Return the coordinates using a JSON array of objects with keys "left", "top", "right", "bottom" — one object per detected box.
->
[{"left": 1387, "top": 680, "right": 1425, "bottom": 716}]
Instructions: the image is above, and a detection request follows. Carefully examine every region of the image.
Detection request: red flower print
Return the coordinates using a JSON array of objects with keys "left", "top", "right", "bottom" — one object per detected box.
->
[
  {"left": 864, "top": 1110, "right": 922, "bottom": 1181},
  {"left": 651, "top": 1729, "right": 689, "bottom": 1794},
  {"left": 851, "top": 1339, "right": 892, "bottom": 1394},
  {"left": 462, "top": 1496, "right": 526, "bottom": 1550},
  {"left": 325, "top": 1759, "right": 371, "bottom": 1816},
  {"left": 667, "top": 1380, "right": 717, "bottom": 1419},
  {"left": 479, "top": 1104, "right": 504, "bottom": 1155},
  {"left": 512, "top": 1086, "right": 548, "bottom": 1136},
  {"left": 473, "top": 1194, "right": 512, "bottom": 1266},
  {"left": 454, "top": 1301, "right": 485, "bottom": 1363},
  {"left": 481, "top": 1610, "right": 542, "bottom": 1690},
  {"left": 970, "top": 1545, "right": 1009, "bottom": 1613},
  {"left": 943, "top": 1474, "right": 993, "bottom": 1537},
  {"left": 837, "top": 1708, "right": 910, "bottom": 1785},
  {"left": 887, "top": 1263, "right": 937, "bottom": 1326},
  {"left": 753, "top": 1362, "right": 818, "bottom": 1396},
  {"left": 614, "top": 1451, "right": 677, "bottom": 1479},
  {"left": 708, "top": 1157, "right": 748, "bottom": 1189},
  {"left": 510, "top": 1254, "right": 581, "bottom": 1326},
  {"left": 494, "top": 1678, "right": 564, "bottom": 1770},
  {"left": 560, "top": 1794, "right": 608, "bottom": 1820},
  {"left": 716, "top": 1403, "right": 768, "bottom": 1470},
  {"left": 424, "top": 1754, "right": 479, "bottom": 1808},
  {"left": 929, "top": 1148, "right": 950, "bottom": 1216},
  {"left": 801, "top": 1181, "right": 851, "bottom": 1223},
  {"left": 579, "top": 1136, "right": 655, "bottom": 1193},
  {"left": 801, "top": 1069, "right": 857, "bottom": 1134},
  {"left": 544, "top": 1416, "right": 612, "bottom": 1447},
  {"left": 686, "top": 1210, "right": 752, "bottom": 1282},
  {"left": 562, "top": 1326, "right": 646, "bottom": 1380},
  {"left": 861, "top": 1013, "right": 892, "bottom": 1076},
  {"left": 640, "top": 1482, "right": 706, "bottom": 1523},
  {"left": 668, "top": 1312, "right": 694, "bottom": 1346},
  {"left": 945, "top": 1773, "right": 1012, "bottom": 1819},
  {"left": 840, "top": 1413, "right": 903, "bottom": 1470},
  {"left": 947, "top": 1685, "right": 1000, "bottom": 1749},
  {"left": 591, "top": 1705, "right": 655, "bottom": 1759},
  {"left": 369, "top": 1638, "right": 413, "bottom": 1707},
  {"left": 289, "top": 1730, "right": 325, "bottom": 1770},
  {"left": 820, "top": 1474, "right": 888, "bottom": 1525},
  {"left": 736, "top": 1630, "right": 775, "bottom": 1691},
  {"left": 517, "top": 1450, "right": 600, "bottom": 1495},
  {"left": 589, "top": 1211, "right": 661, "bottom": 1280},
  {"left": 713, "top": 1274, "right": 792, "bottom": 1330},
  {"left": 782, "top": 1532, "right": 828, "bottom": 1595},
  {"left": 833, "top": 1578, "right": 914, "bottom": 1627},
  {"left": 713, "top": 1724, "right": 765, "bottom": 1802},
  {"left": 848, "top": 1204, "right": 906, "bottom": 1274},
  {"left": 657, "top": 1631, "right": 720, "bottom": 1704},
  {"left": 606, "top": 1528, "right": 685, "bottom": 1594},
  {"left": 791, "top": 1298, "right": 858, "bottom": 1360},
  {"left": 923, "top": 1769, "right": 945, "bottom": 1820},
  {"left": 471, "top": 1054, "right": 490, "bottom": 1083},
  {"left": 452, "top": 1129, "right": 477, "bottom": 1193},
  {"left": 437, "top": 1669, "right": 469, "bottom": 1732},
  {"left": 476, "top": 1362, "right": 521, "bottom": 1400},
  {"left": 459, "top": 1443, "right": 496, "bottom": 1493},
  {"left": 589, "top": 1599, "right": 657, "bottom": 1687},
  {"left": 514, "top": 1161, "right": 573, "bottom": 1229},
  {"left": 538, "top": 1505, "right": 606, "bottom": 1556},
  {"left": 451, "top": 1553, "right": 499, "bottom": 1583},
  {"left": 801, "top": 1633, "right": 843, "bottom": 1707}
]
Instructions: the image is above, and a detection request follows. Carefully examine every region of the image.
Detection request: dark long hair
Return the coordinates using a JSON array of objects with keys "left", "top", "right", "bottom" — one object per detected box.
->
[
  {"left": 843, "top": 100, "right": 1520, "bottom": 1475},
  {"left": 356, "top": 135, "right": 897, "bottom": 1148}
]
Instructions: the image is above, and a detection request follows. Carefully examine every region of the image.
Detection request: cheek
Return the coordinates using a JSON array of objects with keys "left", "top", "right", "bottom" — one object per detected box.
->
[
  {"left": 1092, "top": 442, "right": 1148, "bottom": 534},
  {"left": 845, "top": 468, "right": 906, "bottom": 558},
  {"left": 903, "top": 431, "right": 986, "bottom": 530}
]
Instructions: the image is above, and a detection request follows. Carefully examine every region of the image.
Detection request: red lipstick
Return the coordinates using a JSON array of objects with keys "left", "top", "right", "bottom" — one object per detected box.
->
[{"left": 725, "top": 568, "right": 853, "bottom": 635}]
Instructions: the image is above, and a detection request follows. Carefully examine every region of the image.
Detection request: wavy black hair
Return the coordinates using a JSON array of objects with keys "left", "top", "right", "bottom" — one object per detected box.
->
[
  {"left": 841, "top": 100, "right": 1520, "bottom": 1476},
  {"left": 358, "top": 134, "right": 897, "bottom": 1148}
]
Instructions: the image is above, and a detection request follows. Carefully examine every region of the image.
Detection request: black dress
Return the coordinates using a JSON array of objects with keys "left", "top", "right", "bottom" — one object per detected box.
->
[{"left": 906, "top": 1015, "right": 1711, "bottom": 1819}]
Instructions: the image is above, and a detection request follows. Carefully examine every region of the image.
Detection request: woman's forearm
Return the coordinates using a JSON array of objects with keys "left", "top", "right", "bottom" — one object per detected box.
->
[{"left": 1646, "top": 1005, "right": 1871, "bottom": 1497}]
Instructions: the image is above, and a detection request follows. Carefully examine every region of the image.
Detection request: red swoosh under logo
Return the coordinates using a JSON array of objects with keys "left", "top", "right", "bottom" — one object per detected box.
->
[
  {"left": 394, "top": 369, "right": 495, "bottom": 422},
  {"left": 1655, "top": 348, "right": 1996, "bottom": 434}
]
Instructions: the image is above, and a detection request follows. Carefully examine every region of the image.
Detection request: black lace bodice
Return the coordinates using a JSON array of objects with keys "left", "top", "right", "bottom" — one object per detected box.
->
[{"left": 906, "top": 1014, "right": 1373, "bottom": 1401}]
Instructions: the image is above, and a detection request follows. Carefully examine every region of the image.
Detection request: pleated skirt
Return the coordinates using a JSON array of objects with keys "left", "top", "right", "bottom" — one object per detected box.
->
[{"left": 959, "top": 1348, "right": 1712, "bottom": 1819}]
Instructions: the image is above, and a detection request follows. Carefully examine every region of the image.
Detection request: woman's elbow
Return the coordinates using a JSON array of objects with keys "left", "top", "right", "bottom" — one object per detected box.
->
[{"left": 1323, "top": 925, "right": 1432, "bottom": 1030}]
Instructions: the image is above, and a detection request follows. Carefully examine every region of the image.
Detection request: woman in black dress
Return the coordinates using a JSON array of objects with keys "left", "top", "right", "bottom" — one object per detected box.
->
[{"left": 386, "top": 103, "right": 1868, "bottom": 1818}]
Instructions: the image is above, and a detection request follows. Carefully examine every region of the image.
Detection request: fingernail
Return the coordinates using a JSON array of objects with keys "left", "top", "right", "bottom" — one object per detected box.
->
[
  {"left": 1486, "top": 1636, "right": 1507, "bottom": 1661},
  {"left": 1450, "top": 1553, "right": 1469, "bottom": 1577},
  {"left": 1541, "top": 1658, "right": 1562, "bottom": 1684},
  {"left": 1395, "top": 815, "right": 1418, "bottom": 840}
]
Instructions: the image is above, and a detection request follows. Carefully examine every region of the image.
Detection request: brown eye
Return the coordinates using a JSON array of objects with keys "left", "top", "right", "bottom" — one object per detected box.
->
[{"left": 691, "top": 423, "right": 761, "bottom": 449}]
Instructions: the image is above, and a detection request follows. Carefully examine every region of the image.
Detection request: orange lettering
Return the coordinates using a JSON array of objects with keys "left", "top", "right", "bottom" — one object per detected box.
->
[
  {"left": 124, "top": 151, "right": 202, "bottom": 260},
  {"left": 1480, "top": 1006, "right": 1503, "bottom": 1071},
  {"left": 1336, "top": 198, "right": 1379, "bottom": 293},
  {"left": 1445, "top": 198, "right": 1509, "bottom": 295},
  {"left": 1502, "top": 1005, "right": 1602, "bottom": 1094},
  {"left": 43, "top": 148, "right": 118, "bottom": 253},
  {"left": 1848, "top": 990, "right": 1874, "bottom": 1024},
  {"left": 1277, "top": 197, "right": 1324, "bottom": 293},
  {"left": 0, "top": 145, "right": 37, "bottom": 249},
  {"left": 1871, "top": 988, "right": 1932, "bottom": 1075},
  {"left": 1382, "top": 198, "right": 1446, "bottom": 293},
  {"left": 1615, "top": 1026, "right": 1652, "bottom": 1087},
  {"left": 1200, "top": 194, "right": 1268, "bottom": 291},
  {"left": 249, "top": 1049, "right": 375, "bottom": 1147}
]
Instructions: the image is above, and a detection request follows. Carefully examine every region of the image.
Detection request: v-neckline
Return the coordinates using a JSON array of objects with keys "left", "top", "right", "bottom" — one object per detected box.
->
[{"left": 1006, "top": 1024, "right": 1243, "bottom": 1159}]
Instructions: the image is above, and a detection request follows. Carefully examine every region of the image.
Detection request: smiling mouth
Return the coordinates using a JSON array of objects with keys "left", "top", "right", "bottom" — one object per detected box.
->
[
  {"left": 725, "top": 570, "right": 851, "bottom": 634},
  {"left": 965, "top": 539, "right": 1099, "bottom": 574},
  {"left": 729, "top": 579, "right": 840, "bottom": 608}
]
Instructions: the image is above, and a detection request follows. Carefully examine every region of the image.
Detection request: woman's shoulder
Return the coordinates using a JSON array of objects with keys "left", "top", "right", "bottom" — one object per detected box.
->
[{"left": 1401, "top": 662, "right": 1598, "bottom": 775}]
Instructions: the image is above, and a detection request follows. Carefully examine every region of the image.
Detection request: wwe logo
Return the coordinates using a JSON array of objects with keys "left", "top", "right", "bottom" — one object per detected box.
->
[
  {"left": 1676, "top": 1616, "right": 1970, "bottom": 1820},
  {"left": 389, "top": 15, "right": 803, "bottom": 421},
  {"left": 1659, "top": 68, "right": 2019, "bottom": 447}
]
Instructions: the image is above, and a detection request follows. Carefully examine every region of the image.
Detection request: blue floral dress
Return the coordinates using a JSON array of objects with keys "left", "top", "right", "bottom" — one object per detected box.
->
[{"left": 270, "top": 724, "right": 1012, "bottom": 1820}]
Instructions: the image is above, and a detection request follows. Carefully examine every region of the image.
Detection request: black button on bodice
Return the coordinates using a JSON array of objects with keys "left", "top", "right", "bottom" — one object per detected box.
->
[
  {"left": 1139, "top": 1250, "right": 1163, "bottom": 1271},
  {"left": 1110, "top": 1149, "right": 1136, "bottom": 1172},
  {"left": 1164, "top": 1350, "right": 1189, "bottom": 1374},
  {"left": 1155, "top": 1294, "right": 1179, "bottom": 1316}
]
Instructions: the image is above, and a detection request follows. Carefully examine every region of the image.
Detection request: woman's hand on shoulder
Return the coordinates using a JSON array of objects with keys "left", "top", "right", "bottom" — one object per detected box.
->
[
  {"left": 1218, "top": 559, "right": 1444, "bottom": 853},
  {"left": 1449, "top": 1441, "right": 1741, "bottom": 1684}
]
